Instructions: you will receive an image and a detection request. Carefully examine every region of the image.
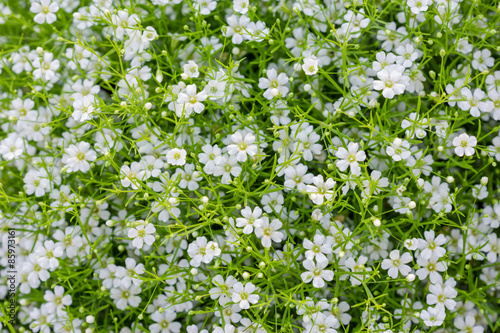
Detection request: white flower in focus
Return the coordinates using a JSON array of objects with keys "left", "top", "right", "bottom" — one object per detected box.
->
[
  {"left": 30, "top": 0, "right": 59, "bottom": 24},
  {"left": 381, "top": 250, "right": 412, "bottom": 278},
  {"left": 335, "top": 142, "right": 366, "bottom": 175},
  {"left": 227, "top": 131, "right": 258, "bottom": 162},
  {"left": 62, "top": 141, "right": 97, "bottom": 173},
  {"left": 128, "top": 223, "right": 156, "bottom": 249},
  {"left": 33, "top": 52, "right": 60, "bottom": 81},
  {"left": 110, "top": 285, "right": 142, "bottom": 310},
  {"left": 300, "top": 259, "right": 334, "bottom": 288},
  {"left": 420, "top": 307, "right": 446, "bottom": 327},
  {"left": 306, "top": 175, "right": 336, "bottom": 205},
  {"left": 177, "top": 84, "right": 208, "bottom": 117},
  {"left": 386, "top": 138, "right": 411, "bottom": 161},
  {"left": 231, "top": 282, "right": 259, "bottom": 310},
  {"left": 258, "top": 68, "right": 289, "bottom": 100},
  {"left": 35, "top": 240, "right": 63, "bottom": 270},
  {"left": 183, "top": 60, "right": 199, "bottom": 79},
  {"left": 303, "top": 234, "right": 332, "bottom": 264},
  {"left": 458, "top": 88, "right": 493, "bottom": 117},
  {"left": 223, "top": 15, "right": 251, "bottom": 44},
  {"left": 254, "top": 218, "right": 284, "bottom": 248},
  {"left": 373, "top": 66, "right": 408, "bottom": 99},
  {"left": 167, "top": 148, "right": 187, "bottom": 166},
  {"left": 302, "top": 57, "right": 319, "bottom": 75},
  {"left": 452, "top": 133, "right": 477, "bottom": 157},
  {"left": 44, "top": 286, "right": 72, "bottom": 317},
  {"left": 187, "top": 236, "right": 221, "bottom": 267},
  {"left": 236, "top": 206, "right": 263, "bottom": 234}
]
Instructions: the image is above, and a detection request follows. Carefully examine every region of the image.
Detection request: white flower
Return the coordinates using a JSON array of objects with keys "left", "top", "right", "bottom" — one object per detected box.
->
[
  {"left": 300, "top": 259, "right": 334, "bottom": 288},
  {"left": 395, "top": 43, "right": 419, "bottom": 68},
  {"left": 187, "top": 236, "right": 220, "bottom": 267},
  {"left": 213, "top": 155, "right": 242, "bottom": 184},
  {"left": 404, "top": 238, "right": 419, "bottom": 251},
  {"left": 62, "top": 141, "right": 97, "bottom": 173},
  {"left": 128, "top": 223, "right": 156, "bottom": 249},
  {"left": 177, "top": 84, "right": 208, "bottom": 117},
  {"left": 386, "top": 138, "right": 411, "bottom": 161},
  {"left": 401, "top": 112, "right": 428, "bottom": 139},
  {"left": 30, "top": 0, "right": 59, "bottom": 24},
  {"left": 284, "top": 164, "right": 313, "bottom": 191},
  {"left": 33, "top": 52, "right": 60, "bottom": 81},
  {"left": 381, "top": 250, "right": 412, "bottom": 278},
  {"left": 204, "top": 79, "right": 227, "bottom": 100},
  {"left": 418, "top": 230, "right": 447, "bottom": 260},
  {"left": 194, "top": 0, "right": 217, "bottom": 15},
  {"left": 306, "top": 175, "right": 336, "bottom": 205},
  {"left": 0, "top": 133, "right": 24, "bottom": 160},
  {"left": 227, "top": 131, "right": 258, "bottom": 162},
  {"left": 183, "top": 60, "right": 199, "bottom": 79},
  {"left": 110, "top": 285, "right": 142, "bottom": 310},
  {"left": 407, "top": 0, "right": 430, "bottom": 14},
  {"left": 233, "top": 0, "right": 250, "bottom": 14},
  {"left": 142, "top": 26, "right": 158, "bottom": 42},
  {"left": 372, "top": 51, "right": 397, "bottom": 72},
  {"left": 141, "top": 155, "right": 163, "bottom": 179},
  {"left": 335, "top": 142, "right": 366, "bottom": 175},
  {"left": 344, "top": 255, "right": 370, "bottom": 286},
  {"left": 416, "top": 257, "right": 447, "bottom": 283},
  {"left": 472, "top": 49, "right": 494, "bottom": 71},
  {"left": 199, "top": 144, "right": 222, "bottom": 174},
  {"left": 209, "top": 275, "right": 237, "bottom": 305},
  {"left": 44, "top": 286, "right": 72, "bottom": 317},
  {"left": 120, "top": 162, "right": 146, "bottom": 189},
  {"left": 427, "top": 282, "right": 457, "bottom": 311},
  {"left": 304, "top": 313, "right": 339, "bottom": 333},
  {"left": 174, "top": 164, "right": 202, "bottom": 191},
  {"left": 167, "top": 148, "right": 187, "bottom": 166},
  {"left": 454, "top": 315, "right": 484, "bottom": 333},
  {"left": 231, "top": 282, "right": 259, "bottom": 309},
  {"left": 258, "top": 68, "right": 289, "bottom": 100},
  {"left": 456, "top": 38, "right": 473, "bottom": 55},
  {"left": 254, "top": 218, "right": 284, "bottom": 248},
  {"left": 111, "top": 10, "right": 140, "bottom": 40},
  {"left": 302, "top": 57, "right": 319, "bottom": 75},
  {"left": 223, "top": 15, "right": 251, "bottom": 44},
  {"left": 483, "top": 234, "right": 500, "bottom": 262},
  {"left": 72, "top": 96, "right": 95, "bottom": 122},
  {"left": 24, "top": 170, "right": 50, "bottom": 197},
  {"left": 458, "top": 88, "right": 493, "bottom": 117},
  {"left": 121, "top": 258, "right": 145, "bottom": 288},
  {"left": 149, "top": 310, "right": 181, "bottom": 333},
  {"left": 452, "top": 133, "right": 477, "bottom": 157},
  {"left": 35, "top": 240, "right": 63, "bottom": 270},
  {"left": 213, "top": 324, "right": 236, "bottom": 333},
  {"left": 420, "top": 307, "right": 446, "bottom": 327},
  {"left": 361, "top": 170, "right": 389, "bottom": 198},
  {"left": 236, "top": 206, "right": 263, "bottom": 234},
  {"left": 373, "top": 66, "right": 408, "bottom": 99},
  {"left": 303, "top": 234, "right": 332, "bottom": 263}
]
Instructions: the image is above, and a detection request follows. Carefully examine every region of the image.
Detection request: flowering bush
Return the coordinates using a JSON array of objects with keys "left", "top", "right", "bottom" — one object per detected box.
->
[{"left": 1, "top": 0, "right": 500, "bottom": 332}]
